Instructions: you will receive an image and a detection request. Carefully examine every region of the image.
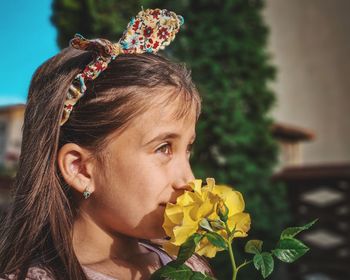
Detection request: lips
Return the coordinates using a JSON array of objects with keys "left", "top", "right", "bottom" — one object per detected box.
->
[{"left": 160, "top": 200, "right": 176, "bottom": 207}]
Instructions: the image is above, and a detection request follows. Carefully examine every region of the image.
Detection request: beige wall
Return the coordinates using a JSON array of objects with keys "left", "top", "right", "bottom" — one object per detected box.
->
[
  {"left": 0, "top": 106, "right": 25, "bottom": 166},
  {"left": 264, "top": 0, "right": 350, "bottom": 164}
]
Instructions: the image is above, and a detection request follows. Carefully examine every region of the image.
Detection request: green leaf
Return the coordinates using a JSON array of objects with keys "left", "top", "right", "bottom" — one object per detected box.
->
[
  {"left": 175, "top": 233, "right": 203, "bottom": 265},
  {"left": 280, "top": 219, "right": 318, "bottom": 239},
  {"left": 245, "top": 239, "right": 263, "bottom": 254},
  {"left": 190, "top": 271, "right": 214, "bottom": 279},
  {"left": 149, "top": 262, "right": 194, "bottom": 280},
  {"left": 150, "top": 261, "right": 214, "bottom": 280},
  {"left": 272, "top": 238, "right": 309, "bottom": 263},
  {"left": 205, "top": 232, "right": 227, "bottom": 249},
  {"left": 253, "top": 252, "right": 274, "bottom": 279}
]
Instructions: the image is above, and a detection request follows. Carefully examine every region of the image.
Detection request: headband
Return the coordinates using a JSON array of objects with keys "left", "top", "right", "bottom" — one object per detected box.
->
[{"left": 60, "top": 8, "right": 184, "bottom": 126}]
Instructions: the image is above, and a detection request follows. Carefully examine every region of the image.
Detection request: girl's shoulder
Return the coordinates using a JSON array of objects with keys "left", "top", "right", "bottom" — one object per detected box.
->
[
  {"left": 0, "top": 244, "right": 214, "bottom": 280},
  {"left": 0, "top": 266, "right": 54, "bottom": 280}
]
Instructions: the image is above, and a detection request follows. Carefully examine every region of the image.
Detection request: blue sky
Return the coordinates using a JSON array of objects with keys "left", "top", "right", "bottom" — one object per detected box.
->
[{"left": 0, "top": 0, "right": 58, "bottom": 105}]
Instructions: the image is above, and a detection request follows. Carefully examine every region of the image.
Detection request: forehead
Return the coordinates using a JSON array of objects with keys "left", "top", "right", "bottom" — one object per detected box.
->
[
  {"left": 130, "top": 94, "right": 197, "bottom": 139},
  {"left": 102, "top": 87, "right": 199, "bottom": 150},
  {"left": 149, "top": 86, "right": 200, "bottom": 120},
  {"left": 101, "top": 97, "right": 196, "bottom": 158}
]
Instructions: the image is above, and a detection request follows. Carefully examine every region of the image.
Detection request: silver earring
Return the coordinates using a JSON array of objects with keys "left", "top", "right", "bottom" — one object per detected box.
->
[{"left": 83, "top": 185, "right": 91, "bottom": 199}]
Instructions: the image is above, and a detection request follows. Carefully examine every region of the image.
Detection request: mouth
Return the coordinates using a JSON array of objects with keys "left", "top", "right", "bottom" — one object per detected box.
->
[{"left": 159, "top": 199, "right": 177, "bottom": 207}]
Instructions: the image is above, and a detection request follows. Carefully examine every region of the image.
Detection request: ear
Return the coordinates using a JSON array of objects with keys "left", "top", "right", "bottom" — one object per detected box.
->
[{"left": 57, "top": 143, "right": 97, "bottom": 196}]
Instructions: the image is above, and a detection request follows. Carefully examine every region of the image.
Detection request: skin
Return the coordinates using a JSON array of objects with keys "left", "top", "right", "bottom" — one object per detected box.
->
[{"left": 57, "top": 94, "right": 197, "bottom": 279}]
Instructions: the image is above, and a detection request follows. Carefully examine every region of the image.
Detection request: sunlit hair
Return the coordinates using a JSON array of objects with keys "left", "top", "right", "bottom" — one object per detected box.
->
[{"left": 0, "top": 47, "right": 201, "bottom": 280}]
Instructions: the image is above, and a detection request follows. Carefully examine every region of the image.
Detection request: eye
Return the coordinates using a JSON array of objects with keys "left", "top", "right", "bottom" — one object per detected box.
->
[
  {"left": 187, "top": 143, "right": 194, "bottom": 158},
  {"left": 156, "top": 143, "right": 172, "bottom": 156}
]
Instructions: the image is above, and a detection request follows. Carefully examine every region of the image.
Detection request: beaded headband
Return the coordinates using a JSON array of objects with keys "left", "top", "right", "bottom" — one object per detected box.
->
[{"left": 60, "top": 8, "right": 184, "bottom": 126}]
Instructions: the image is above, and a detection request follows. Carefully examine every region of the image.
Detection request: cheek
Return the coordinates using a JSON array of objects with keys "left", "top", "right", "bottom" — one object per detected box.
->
[
  {"left": 91, "top": 157, "right": 169, "bottom": 237},
  {"left": 110, "top": 153, "right": 170, "bottom": 196},
  {"left": 92, "top": 185, "right": 167, "bottom": 239},
  {"left": 111, "top": 157, "right": 163, "bottom": 196}
]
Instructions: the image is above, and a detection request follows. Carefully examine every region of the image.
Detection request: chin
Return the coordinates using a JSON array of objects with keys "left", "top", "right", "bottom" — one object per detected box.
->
[
  {"left": 145, "top": 228, "right": 166, "bottom": 240},
  {"left": 134, "top": 209, "right": 167, "bottom": 239},
  {"left": 139, "top": 222, "right": 166, "bottom": 240}
]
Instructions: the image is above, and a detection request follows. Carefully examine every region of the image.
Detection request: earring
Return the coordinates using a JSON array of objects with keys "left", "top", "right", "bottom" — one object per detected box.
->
[{"left": 83, "top": 185, "right": 91, "bottom": 199}]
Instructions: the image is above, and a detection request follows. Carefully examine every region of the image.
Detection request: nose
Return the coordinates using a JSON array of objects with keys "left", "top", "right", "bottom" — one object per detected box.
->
[{"left": 172, "top": 159, "right": 195, "bottom": 191}]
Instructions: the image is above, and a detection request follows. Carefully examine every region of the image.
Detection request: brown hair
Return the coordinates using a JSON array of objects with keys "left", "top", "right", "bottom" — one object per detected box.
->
[{"left": 0, "top": 47, "right": 201, "bottom": 279}]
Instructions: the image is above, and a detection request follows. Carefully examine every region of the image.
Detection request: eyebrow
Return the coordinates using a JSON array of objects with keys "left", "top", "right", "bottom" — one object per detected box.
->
[{"left": 143, "top": 132, "right": 196, "bottom": 147}]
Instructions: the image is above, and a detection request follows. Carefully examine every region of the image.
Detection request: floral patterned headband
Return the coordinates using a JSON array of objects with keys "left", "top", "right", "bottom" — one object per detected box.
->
[{"left": 60, "top": 8, "right": 184, "bottom": 126}]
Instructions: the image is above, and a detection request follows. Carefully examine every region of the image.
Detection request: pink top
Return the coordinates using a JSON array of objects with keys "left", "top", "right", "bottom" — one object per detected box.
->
[
  {"left": 0, "top": 243, "right": 212, "bottom": 279},
  {"left": 82, "top": 243, "right": 174, "bottom": 280}
]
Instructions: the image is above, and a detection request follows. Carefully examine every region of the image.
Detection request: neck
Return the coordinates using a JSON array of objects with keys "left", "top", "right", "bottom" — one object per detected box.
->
[{"left": 72, "top": 209, "right": 145, "bottom": 265}]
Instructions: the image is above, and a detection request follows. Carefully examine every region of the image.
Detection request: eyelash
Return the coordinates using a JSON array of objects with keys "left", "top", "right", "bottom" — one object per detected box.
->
[{"left": 156, "top": 142, "right": 194, "bottom": 157}]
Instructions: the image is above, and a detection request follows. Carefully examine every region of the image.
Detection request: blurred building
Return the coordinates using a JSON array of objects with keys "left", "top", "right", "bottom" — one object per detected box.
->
[
  {"left": 265, "top": 0, "right": 350, "bottom": 165},
  {"left": 0, "top": 104, "right": 25, "bottom": 213},
  {"left": 0, "top": 104, "right": 25, "bottom": 169},
  {"left": 264, "top": 1, "right": 350, "bottom": 279}
]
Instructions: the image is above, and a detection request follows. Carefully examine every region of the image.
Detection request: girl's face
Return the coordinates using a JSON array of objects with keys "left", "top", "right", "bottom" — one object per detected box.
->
[{"left": 87, "top": 94, "right": 197, "bottom": 239}]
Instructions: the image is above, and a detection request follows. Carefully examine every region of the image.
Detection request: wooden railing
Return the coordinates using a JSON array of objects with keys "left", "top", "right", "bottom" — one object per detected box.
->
[{"left": 273, "top": 163, "right": 350, "bottom": 280}]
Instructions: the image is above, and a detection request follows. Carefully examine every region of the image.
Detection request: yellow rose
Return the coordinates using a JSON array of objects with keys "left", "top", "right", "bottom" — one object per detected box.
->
[
  {"left": 162, "top": 180, "right": 221, "bottom": 246},
  {"left": 162, "top": 178, "right": 251, "bottom": 258}
]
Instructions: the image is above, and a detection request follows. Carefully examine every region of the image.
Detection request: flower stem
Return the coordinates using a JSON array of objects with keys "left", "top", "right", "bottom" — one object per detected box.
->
[
  {"left": 237, "top": 260, "right": 253, "bottom": 271},
  {"left": 227, "top": 238, "right": 238, "bottom": 280},
  {"left": 225, "top": 223, "right": 238, "bottom": 280}
]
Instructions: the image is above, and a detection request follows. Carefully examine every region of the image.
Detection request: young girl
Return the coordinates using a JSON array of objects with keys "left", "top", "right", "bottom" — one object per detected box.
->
[{"left": 0, "top": 8, "right": 213, "bottom": 280}]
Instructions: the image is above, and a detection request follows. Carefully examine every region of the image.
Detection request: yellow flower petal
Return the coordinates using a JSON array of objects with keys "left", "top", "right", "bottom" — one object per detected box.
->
[
  {"left": 164, "top": 204, "right": 184, "bottom": 224},
  {"left": 172, "top": 224, "right": 198, "bottom": 245},
  {"left": 205, "top": 178, "right": 215, "bottom": 191},
  {"left": 163, "top": 208, "right": 181, "bottom": 238},
  {"left": 195, "top": 236, "right": 224, "bottom": 258},
  {"left": 188, "top": 179, "right": 202, "bottom": 194},
  {"left": 227, "top": 212, "right": 251, "bottom": 237},
  {"left": 177, "top": 191, "right": 196, "bottom": 205},
  {"left": 212, "top": 185, "right": 245, "bottom": 216},
  {"left": 189, "top": 194, "right": 218, "bottom": 221}
]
